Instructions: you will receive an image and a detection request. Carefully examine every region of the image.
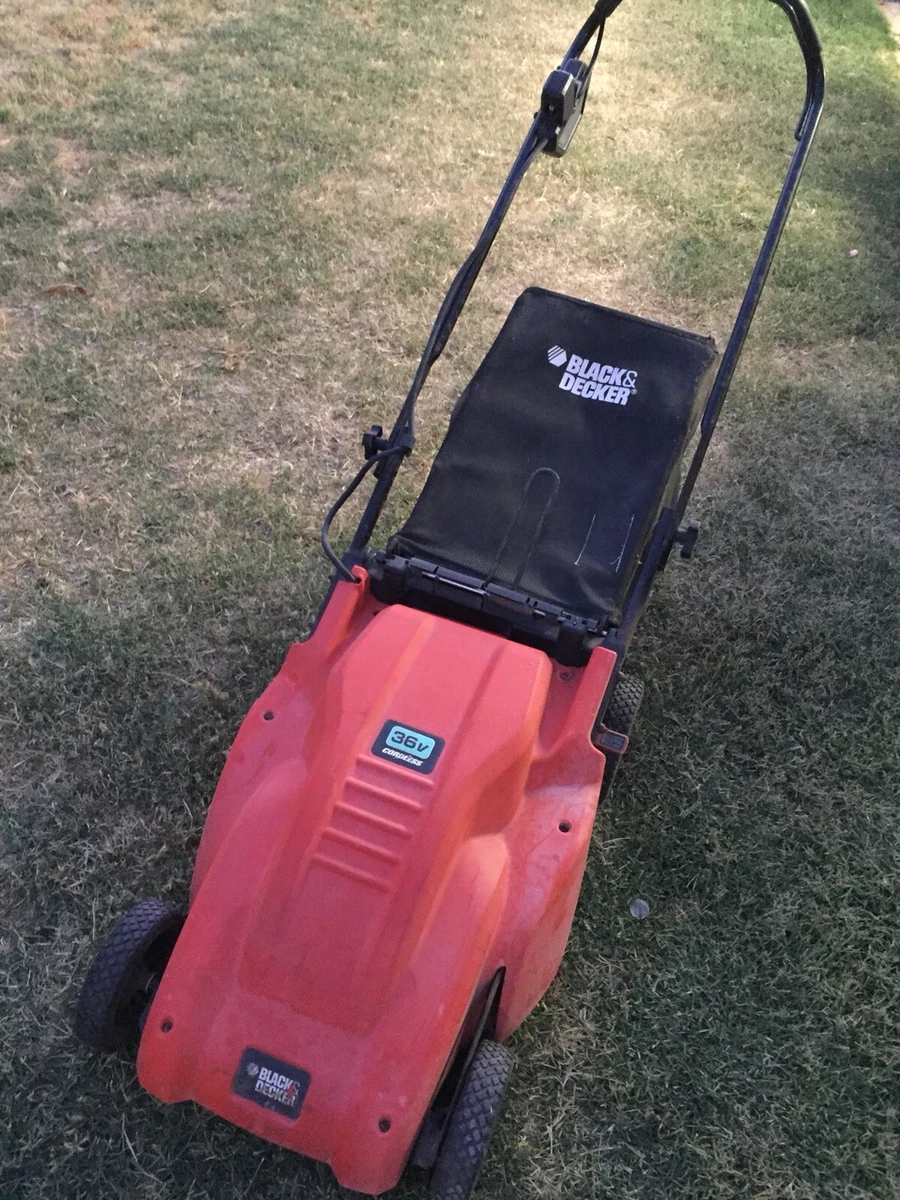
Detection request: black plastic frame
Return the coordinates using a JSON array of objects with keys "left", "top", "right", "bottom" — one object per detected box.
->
[{"left": 328, "top": 0, "right": 825, "bottom": 659}]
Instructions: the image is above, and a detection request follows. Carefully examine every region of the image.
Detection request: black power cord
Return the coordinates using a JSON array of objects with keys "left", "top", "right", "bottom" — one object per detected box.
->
[{"left": 320, "top": 445, "right": 410, "bottom": 582}]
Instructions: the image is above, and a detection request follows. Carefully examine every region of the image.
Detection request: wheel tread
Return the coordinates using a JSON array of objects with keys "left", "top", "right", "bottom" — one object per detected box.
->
[
  {"left": 598, "top": 672, "right": 645, "bottom": 800},
  {"left": 431, "top": 1039, "right": 514, "bottom": 1200},
  {"left": 75, "top": 898, "right": 182, "bottom": 1051},
  {"left": 605, "top": 673, "right": 644, "bottom": 734}
]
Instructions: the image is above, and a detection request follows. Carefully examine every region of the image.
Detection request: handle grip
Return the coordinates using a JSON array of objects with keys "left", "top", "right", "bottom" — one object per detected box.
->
[
  {"left": 769, "top": 0, "right": 825, "bottom": 140},
  {"left": 567, "top": 0, "right": 823, "bottom": 141}
]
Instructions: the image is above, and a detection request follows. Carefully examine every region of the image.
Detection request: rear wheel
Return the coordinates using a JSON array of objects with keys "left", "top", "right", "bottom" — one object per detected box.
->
[
  {"left": 606, "top": 673, "right": 644, "bottom": 735},
  {"left": 430, "top": 1038, "right": 514, "bottom": 1200},
  {"left": 598, "top": 672, "right": 644, "bottom": 800},
  {"left": 75, "top": 898, "right": 184, "bottom": 1051}
]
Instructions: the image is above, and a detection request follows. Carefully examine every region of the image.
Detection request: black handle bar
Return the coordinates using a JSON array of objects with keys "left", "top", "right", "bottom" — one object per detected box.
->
[
  {"left": 569, "top": 0, "right": 823, "bottom": 137},
  {"left": 770, "top": 0, "right": 825, "bottom": 140},
  {"left": 671, "top": 0, "right": 824, "bottom": 523},
  {"left": 610, "top": 0, "right": 825, "bottom": 655},
  {"left": 342, "top": 0, "right": 825, "bottom": 575}
]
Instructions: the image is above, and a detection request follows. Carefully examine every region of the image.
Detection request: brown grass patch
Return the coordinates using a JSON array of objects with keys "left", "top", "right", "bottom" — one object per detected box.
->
[
  {"left": 161, "top": 71, "right": 193, "bottom": 97},
  {"left": 0, "top": 0, "right": 253, "bottom": 111},
  {"left": 0, "top": 177, "right": 25, "bottom": 206},
  {"left": 70, "top": 187, "right": 249, "bottom": 234},
  {"left": 338, "top": 1, "right": 386, "bottom": 35},
  {"left": 55, "top": 137, "right": 97, "bottom": 181}
]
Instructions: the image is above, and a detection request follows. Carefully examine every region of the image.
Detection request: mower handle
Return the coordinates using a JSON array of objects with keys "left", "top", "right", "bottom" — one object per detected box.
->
[
  {"left": 769, "top": 0, "right": 825, "bottom": 140},
  {"left": 610, "top": 0, "right": 825, "bottom": 655},
  {"left": 569, "top": 0, "right": 823, "bottom": 138},
  {"left": 670, "top": 0, "right": 824, "bottom": 510},
  {"left": 342, "top": 0, "right": 825, "bottom": 578}
]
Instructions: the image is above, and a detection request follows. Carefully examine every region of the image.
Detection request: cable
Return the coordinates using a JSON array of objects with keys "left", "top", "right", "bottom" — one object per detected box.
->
[
  {"left": 581, "top": 19, "right": 605, "bottom": 106},
  {"left": 392, "top": 20, "right": 607, "bottom": 441},
  {"left": 320, "top": 445, "right": 409, "bottom": 582}
]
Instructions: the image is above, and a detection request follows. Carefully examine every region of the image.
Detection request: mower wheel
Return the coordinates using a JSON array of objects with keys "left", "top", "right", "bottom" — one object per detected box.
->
[
  {"left": 606, "top": 673, "right": 644, "bottom": 735},
  {"left": 75, "top": 898, "right": 184, "bottom": 1052},
  {"left": 599, "top": 672, "right": 645, "bottom": 800},
  {"left": 430, "top": 1038, "right": 514, "bottom": 1200}
]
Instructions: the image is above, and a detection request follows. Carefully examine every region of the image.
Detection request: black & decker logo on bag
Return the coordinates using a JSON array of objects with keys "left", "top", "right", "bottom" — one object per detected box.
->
[{"left": 547, "top": 345, "right": 638, "bottom": 406}]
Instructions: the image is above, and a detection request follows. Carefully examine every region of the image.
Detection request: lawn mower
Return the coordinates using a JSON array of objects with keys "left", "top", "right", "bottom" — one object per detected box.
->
[{"left": 75, "top": 1, "right": 824, "bottom": 1195}]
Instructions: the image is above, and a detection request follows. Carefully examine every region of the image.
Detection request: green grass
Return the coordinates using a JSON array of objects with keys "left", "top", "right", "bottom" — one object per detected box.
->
[{"left": 2, "top": 0, "right": 899, "bottom": 1197}]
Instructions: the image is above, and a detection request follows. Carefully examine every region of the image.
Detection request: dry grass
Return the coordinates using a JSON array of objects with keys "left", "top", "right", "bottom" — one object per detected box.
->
[
  {"left": 2, "top": 0, "right": 899, "bottom": 1197},
  {"left": 0, "top": 0, "right": 250, "bottom": 114}
]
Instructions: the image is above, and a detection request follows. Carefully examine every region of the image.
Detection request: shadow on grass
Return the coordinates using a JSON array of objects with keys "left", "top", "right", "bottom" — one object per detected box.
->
[
  {"left": 768, "top": 6, "right": 900, "bottom": 345},
  {"left": 649, "top": 0, "right": 900, "bottom": 346},
  {"left": 1, "top": 539, "right": 338, "bottom": 1197}
]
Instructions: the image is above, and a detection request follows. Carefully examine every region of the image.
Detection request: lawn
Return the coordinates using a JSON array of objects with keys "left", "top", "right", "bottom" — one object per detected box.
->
[{"left": 1, "top": 0, "right": 898, "bottom": 1198}]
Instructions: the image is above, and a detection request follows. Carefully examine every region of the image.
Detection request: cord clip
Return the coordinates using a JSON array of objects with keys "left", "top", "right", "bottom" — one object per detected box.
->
[{"left": 540, "top": 57, "right": 590, "bottom": 157}]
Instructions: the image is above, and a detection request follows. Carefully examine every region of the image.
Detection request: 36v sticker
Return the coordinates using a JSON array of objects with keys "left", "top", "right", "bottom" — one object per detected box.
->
[
  {"left": 372, "top": 721, "right": 445, "bottom": 774},
  {"left": 232, "top": 1048, "right": 311, "bottom": 1121}
]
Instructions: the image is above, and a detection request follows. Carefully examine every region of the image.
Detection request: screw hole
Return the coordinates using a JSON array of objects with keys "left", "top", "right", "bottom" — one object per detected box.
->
[
  {"left": 161, "top": 1020, "right": 173, "bottom": 1033},
  {"left": 559, "top": 670, "right": 573, "bottom": 682},
  {"left": 262, "top": 711, "right": 275, "bottom": 721},
  {"left": 558, "top": 821, "right": 571, "bottom": 833},
  {"left": 378, "top": 1117, "right": 391, "bottom": 1133}
]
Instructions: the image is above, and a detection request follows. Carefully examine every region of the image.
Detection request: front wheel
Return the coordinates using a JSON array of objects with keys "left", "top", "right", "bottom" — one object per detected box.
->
[
  {"left": 75, "top": 898, "right": 184, "bottom": 1051},
  {"left": 430, "top": 1038, "right": 514, "bottom": 1200}
]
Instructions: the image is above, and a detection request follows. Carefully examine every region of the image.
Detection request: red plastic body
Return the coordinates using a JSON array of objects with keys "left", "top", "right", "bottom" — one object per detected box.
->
[{"left": 138, "top": 572, "right": 614, "bottom": 1194}]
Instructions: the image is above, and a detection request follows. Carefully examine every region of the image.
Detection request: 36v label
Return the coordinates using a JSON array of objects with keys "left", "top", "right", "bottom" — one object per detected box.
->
[{"left": 372, "top": 721, "right": 445, "bottom": 774}]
